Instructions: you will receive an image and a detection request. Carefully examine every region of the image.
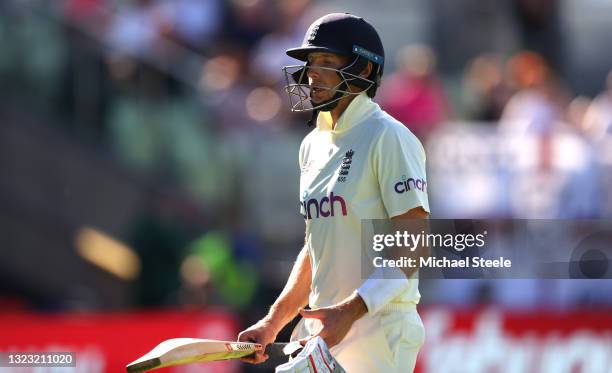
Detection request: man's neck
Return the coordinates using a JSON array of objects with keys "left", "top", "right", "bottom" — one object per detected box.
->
[{"left": 329, "top": 94, "right": 358, "bottom": 129}]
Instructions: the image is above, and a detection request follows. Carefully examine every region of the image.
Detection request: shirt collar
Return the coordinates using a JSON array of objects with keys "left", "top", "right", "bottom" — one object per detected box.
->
[{"left": 316, "top": 92, "right": 378, "bottom": 133}]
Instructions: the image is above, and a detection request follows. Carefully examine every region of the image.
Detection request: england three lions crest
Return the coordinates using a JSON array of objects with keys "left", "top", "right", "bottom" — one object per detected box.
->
[{"left": 337, "top": 149, "right": 354, "bottom": 182}]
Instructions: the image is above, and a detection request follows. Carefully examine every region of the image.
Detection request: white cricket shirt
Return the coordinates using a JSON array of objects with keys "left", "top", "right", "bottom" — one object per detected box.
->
[{"left": 299, "top": 92, "right": 430, "bottom": 310}]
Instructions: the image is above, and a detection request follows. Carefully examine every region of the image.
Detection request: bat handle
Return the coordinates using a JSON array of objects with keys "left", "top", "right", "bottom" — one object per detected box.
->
[
  {"left": 264, "top": 343, "right": 287, "bottom": 358},
  {"left": 264, "top": 342, "right": 302, "bottom": 359}
]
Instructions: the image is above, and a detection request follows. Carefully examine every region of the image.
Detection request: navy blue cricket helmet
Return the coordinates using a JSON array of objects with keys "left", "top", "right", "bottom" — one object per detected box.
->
[{"left": 282, "top": 13, "right": 385, "bottom": 114}]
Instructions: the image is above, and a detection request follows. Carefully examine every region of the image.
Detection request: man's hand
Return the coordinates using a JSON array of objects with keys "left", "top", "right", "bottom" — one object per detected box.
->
[
  {"left": 237, "top": 318, "right": 281, "bottom": 364},
  {"left": 298, "top": 292, "right": 368, "bottom": 348}
]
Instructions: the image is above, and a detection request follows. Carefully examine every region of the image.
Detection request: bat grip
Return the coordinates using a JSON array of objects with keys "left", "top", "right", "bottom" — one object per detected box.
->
[
  {"left": 264, "top": 343, "right": 287, "bottom": 358},
  {"left": 264, "top": 342, "right": 302, "bottom": 359}
]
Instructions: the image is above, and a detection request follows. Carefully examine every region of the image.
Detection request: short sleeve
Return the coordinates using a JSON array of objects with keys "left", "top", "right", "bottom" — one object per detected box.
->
[{"left": 374, "top": 124, "right": 430, "bottom": 217}]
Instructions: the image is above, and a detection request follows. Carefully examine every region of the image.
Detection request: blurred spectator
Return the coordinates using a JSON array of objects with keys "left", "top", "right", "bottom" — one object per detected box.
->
[
  {"left": 499, "top": 52, "right": 601, "bottom": 218},
  {"left": 582, "top": 71, "right": 612, "bottom": 140},
  {"left": 378, "top": 44, "right": 450, "bottom": 140},
  {"left": 105, "top": 0, "right": 168, "bottom": 57},
  {"left": 559, "top": 96, "right": 603, "bottom": 218},
  {"left": 556, "top": 134, "right": 602, "bottom": 218},
  {"left": 104, "top": 0, "right": 184, "bottom": 97},
  {"left": 566, "top": 96, "right": 592, "bottom": 134},
  {"left": 461, "top": 53, "right": 513, "bottom": 121},
  {"left": 157, "top": 0, "right": 223, "bottom": 53},
  {"left": 250, "top": 0, "right": 311, "bottom": 84},
  {"left": 500, "top": 51, "right": 569, "bottom": 134},
  {"left": 219, "top": 0, "right": 273, "bottom": 50},
  {"left": 198, "top": 47, "right": 259, "bottom": 133}
]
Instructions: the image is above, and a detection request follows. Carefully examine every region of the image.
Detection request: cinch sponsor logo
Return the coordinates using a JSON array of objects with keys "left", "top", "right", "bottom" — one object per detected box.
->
[
  {"left": 301, "top": 192, "right": 347, "bottom": 220},
  {"left": 394, "top": 175, "right": 427, "bottom": 193}
]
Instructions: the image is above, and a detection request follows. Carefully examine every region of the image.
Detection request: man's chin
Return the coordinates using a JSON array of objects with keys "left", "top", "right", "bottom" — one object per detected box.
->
[{"left": 310, "top": 95, "right": 331, "bottom": 106}]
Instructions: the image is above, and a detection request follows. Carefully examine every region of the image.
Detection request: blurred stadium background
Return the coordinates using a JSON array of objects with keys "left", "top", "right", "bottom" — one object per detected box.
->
[{"left": 1, "top": 0, "right": 612, "bottom": 372}]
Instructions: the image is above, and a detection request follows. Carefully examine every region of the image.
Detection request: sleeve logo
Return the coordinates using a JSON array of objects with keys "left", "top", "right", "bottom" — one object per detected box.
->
[{"left": 394, "top": 175, "right": 427, "bottom": 193}]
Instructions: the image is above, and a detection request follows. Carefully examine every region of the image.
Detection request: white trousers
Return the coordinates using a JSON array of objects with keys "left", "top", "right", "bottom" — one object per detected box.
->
[{"left": 295, "top": 308, "right": 425, "bottom": 373}]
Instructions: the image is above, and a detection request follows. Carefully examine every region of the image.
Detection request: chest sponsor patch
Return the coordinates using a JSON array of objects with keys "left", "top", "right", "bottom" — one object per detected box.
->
[{"left": 301, "top": 192, "right": 348, "bottom": 220}]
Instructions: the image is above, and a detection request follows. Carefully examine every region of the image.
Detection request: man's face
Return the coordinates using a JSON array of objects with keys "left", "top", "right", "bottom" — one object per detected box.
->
[{"left": 306, "top": 52, "right": 349, "bottom": 104}]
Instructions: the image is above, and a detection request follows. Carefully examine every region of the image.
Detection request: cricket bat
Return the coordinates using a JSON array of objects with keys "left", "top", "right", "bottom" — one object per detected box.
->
[{"left": 126, "top": 338, "right": 302, "bottom": 372}]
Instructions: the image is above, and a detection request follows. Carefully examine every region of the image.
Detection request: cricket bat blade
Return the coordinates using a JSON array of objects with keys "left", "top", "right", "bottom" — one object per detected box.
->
[{"left": 126, "top": 338, "right": 300, "bottom": 372}]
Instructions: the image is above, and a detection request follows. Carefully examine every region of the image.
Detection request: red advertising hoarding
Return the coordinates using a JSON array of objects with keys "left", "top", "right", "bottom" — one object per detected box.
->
[{"left": 1, "top": 308, "right": 611, "bottom": 372}]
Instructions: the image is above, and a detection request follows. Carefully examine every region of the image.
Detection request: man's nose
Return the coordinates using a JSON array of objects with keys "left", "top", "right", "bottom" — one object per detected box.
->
[{"left": 306, "top": 65, "right": 321, "bottom": 79}]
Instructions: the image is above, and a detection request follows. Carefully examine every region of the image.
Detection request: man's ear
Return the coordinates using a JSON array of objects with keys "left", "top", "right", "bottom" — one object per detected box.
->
[{"left": 360, "top": 61, "right": 373, "bottom": 78}]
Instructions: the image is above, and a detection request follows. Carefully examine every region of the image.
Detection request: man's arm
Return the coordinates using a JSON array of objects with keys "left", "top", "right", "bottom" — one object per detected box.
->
[
  {"left": 390, "top": 206, "right": 429, "bottom": 279},
  {"left": 268, "top": 245, "right": 312, "bottom": 329},
  {"left": 238, "top": 244, "right": 311, "bottom": 363}
]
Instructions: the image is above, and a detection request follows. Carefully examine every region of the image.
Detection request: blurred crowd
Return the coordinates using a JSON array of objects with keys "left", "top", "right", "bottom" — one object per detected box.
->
[{"left": 0, "top": 0, "right": 611, "bottom": 315}]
